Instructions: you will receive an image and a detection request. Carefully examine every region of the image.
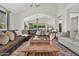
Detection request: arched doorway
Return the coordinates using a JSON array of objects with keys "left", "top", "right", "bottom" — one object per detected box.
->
[{"left": 24, "top": 14, "right": 56, "bottom": 30}]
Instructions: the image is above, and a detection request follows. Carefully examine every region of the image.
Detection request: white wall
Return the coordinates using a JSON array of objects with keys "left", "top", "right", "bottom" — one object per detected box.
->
[
  {"left": 14, "top": 5, "right": 57, "bottom": 30},
  {"left": 56, "top": 3, "right": 75, "bottom": 32},
  {"left": 69, "top": 13, "right": 79, "bottom": 32},
  {"left": 67, "top": 4, "right": 79, "bottom": 32},
  {"left": 9, "top": 13, "right": 18, "bottom": 30},
  {"left": 9, "top": 3, "right": 77, "bottom": 31},
  {"left": 0, "top": 5, "right": 18, "bottom": 30}
]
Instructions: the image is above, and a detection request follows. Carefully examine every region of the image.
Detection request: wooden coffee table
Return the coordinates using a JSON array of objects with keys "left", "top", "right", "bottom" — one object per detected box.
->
[
  {"left": 18, "top": 36, "right": 60, "bottom": 56},
  {"left": 19, "top": 43, "right": 60, "bottom": 56}
]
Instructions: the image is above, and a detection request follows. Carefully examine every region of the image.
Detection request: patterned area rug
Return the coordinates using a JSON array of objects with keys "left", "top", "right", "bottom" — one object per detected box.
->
[
  {"left": 53, "top": 41, "right": 76, "bottom": 56},
  {"left": 11, "top": 40, "right": 76, "bottom": 56}
]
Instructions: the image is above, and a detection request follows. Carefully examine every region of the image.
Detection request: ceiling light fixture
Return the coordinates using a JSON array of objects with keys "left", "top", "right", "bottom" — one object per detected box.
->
[{"left": 30, "top": 3, "right": 40, "bottom": 7}]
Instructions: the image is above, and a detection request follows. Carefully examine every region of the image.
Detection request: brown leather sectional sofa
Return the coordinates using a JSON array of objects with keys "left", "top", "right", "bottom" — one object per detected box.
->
[{"left": 0, "top": 30, "right": 32, "bottom": 56}]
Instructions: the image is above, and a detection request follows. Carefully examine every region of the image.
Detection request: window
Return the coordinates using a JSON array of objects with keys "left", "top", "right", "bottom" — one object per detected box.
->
[{"left": 0, "top": 10, "right": 7, "bottom": 30}]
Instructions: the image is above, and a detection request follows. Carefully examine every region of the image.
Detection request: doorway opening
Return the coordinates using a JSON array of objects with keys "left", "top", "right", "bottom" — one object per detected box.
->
[{"left": 59, "top": 23, "right": 62, "bottom": 32}]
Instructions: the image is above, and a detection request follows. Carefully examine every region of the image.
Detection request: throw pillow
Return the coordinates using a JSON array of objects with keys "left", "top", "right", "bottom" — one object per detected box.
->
[
  {"left": 0, "top": 32, "right": 9, "bottom": 45},
  {"left": 15, "top": 31, "right": 23, "bottom": 36},
  {"left": 5, "top": 31, "right": 15, "bottom": 41}
]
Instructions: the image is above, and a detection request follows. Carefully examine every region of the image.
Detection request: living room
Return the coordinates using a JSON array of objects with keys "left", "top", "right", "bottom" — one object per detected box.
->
[{"left": 0, "top": 3, "right": 79, "bottom": 56}]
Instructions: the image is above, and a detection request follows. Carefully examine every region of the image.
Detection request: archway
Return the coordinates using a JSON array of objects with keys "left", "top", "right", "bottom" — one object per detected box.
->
[{"left": 24, "top": 13, "right": 56, "bottom": 30}]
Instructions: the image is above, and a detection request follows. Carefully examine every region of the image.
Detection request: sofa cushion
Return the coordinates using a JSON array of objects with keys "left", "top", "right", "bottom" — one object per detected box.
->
[
  {"left": 5, "top": 31, "right": 15, "bottom": 41},
  {"left": 15, "top": 30, "right": 29, "bottom": 37},
  {"left": 22, "top": 30, "right": 28, "bottom": 34},
  {"left": 0, "top": 31, "right": 4, "bottom": 35},
  {"left": 15, "top": 31, "right": 23, "bottom": 36},
  {"left": 0, "top": 36, "right": 25, "bottom": 53},
  {"left": 0, "top": 32, "right": 9, "bottom": 45}
]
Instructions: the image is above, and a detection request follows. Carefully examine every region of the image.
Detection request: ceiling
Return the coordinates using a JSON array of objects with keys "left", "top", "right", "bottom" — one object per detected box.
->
[
  {"left": 0, "top": 3, "right": 76, "bottom": 16},
  {"left": 0, "top": 3, "right": 29, "bottom": 14},
  {"left": 68, "top": 4, "right": 79, "bottom": 12},
  {"left": 0, "top": 3, "right": 57, "bottom": 14},
  {"left": 24, "top": 14, "right": 53, "bottom": 21}
]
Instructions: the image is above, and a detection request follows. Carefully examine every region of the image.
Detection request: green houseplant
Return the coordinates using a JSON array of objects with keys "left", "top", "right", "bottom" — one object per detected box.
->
[{"left": 0, "top": 23, "right": 5, "bottom": 29}]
